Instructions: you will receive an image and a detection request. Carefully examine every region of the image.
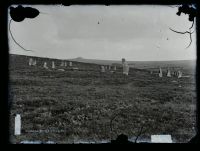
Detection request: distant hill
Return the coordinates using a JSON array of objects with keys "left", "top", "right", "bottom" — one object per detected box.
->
[
  {"left": 9, "top": 54, "right": 196, "bottom": 73},
  {"left": 69, "top": 57, "right": 196, "bottom": 70},
  {"left": 69, "top": 57, "right": 121, "bottom": 65}
]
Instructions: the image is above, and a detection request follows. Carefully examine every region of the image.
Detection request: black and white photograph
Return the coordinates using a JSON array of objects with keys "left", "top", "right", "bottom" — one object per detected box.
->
[{"left": 8, "top": 4, "right": 197, "bottom": 143}]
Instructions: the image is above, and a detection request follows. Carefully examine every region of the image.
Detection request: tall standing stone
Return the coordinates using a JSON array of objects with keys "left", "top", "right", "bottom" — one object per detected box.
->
[
  {"left": 159, "top": 67, "right": 162, "bottom": 77},
  {"left": 178, "top": 70, "right": 182, "bottom": 78},
  {"left": 167, "top": 68, "right": 171, "bottom": 77},
  {"left": 101, "top": 66, "right": 105, "bottom": 72},
  {"left": 29, "top": 58, "right": 33, "bottom": 66},
  {"left": 122, "top": 58, "right": 129, "bottom": 75},
  {"left": 43, "top": 62, "right": 48, "bottom": 69},
  {"left": 113, "top": 66, "right": 117, "bottom": 71},
  {"left": 64, "top": 62, "right": 67, "bottom": 67},
  {"left": 69, "top": 62, "right": 72, "bottom": 67},
  {"left": 52, "top": 61, "right": 55, "bottom": 69}
]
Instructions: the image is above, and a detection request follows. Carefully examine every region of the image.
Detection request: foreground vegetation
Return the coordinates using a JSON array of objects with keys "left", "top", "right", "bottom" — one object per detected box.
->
[{"left": 9, "top": 54, "right": 196, "bottom": 143}]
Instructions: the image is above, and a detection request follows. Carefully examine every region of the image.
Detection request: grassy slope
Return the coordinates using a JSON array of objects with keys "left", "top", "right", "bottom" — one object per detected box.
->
[{"left": 9, "top": 54, "right": 196, "bottom": 143}]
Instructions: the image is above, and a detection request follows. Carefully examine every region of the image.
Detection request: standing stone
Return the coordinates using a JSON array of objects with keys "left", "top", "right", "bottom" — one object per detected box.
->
[
  {"left": 113, "top": 66, "right": 117, "bottom": 71},
  {"left": 101, "top": 66, "right": 105, "bottom": 72},
  {"left": 64, "top": 62, "right": 67, "bottom": 67},
  {"left": 52, "top": 61, "right": 55, "bottom": 69},
  {"left": 122, "top": 58, "right": 129, "bottom": 75},
  {"left": 108, "top": 65, "right": 111, "bottom": 70},
  {"left": 43, "top": 62, "right": 48, "bottom": 69},
  {"left": 178, "top": 70, "right": 182, "bottom": 78},
  {"left": 29, "top": 58, "right": 33, "bottom": 66},
  {"left": 69, "top": 62, "right": 72, "bottom": 67},
  {"left": 167, "top": 68, "right": 171, "bottom": 77},
  {"left": 15, "top": 114, "right": 21, "bottom": 135},
  {"left": 159, "top": 67, "right": 162, "bottom": 77}
]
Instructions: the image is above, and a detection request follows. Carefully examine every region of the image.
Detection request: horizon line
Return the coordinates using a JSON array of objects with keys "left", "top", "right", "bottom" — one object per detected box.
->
[{"left": 9, "top": 53, "right": 196, "bottom": 62}]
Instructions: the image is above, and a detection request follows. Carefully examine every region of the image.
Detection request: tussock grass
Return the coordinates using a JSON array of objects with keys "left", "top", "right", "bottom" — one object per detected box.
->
[{"left": 9, "top": 55, "right": 196, "bottom": 143}]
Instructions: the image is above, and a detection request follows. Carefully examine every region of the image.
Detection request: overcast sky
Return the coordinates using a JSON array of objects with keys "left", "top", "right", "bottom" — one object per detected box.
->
[{"left": 8, "top": 5, "right": 197, "bottom": 61}]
